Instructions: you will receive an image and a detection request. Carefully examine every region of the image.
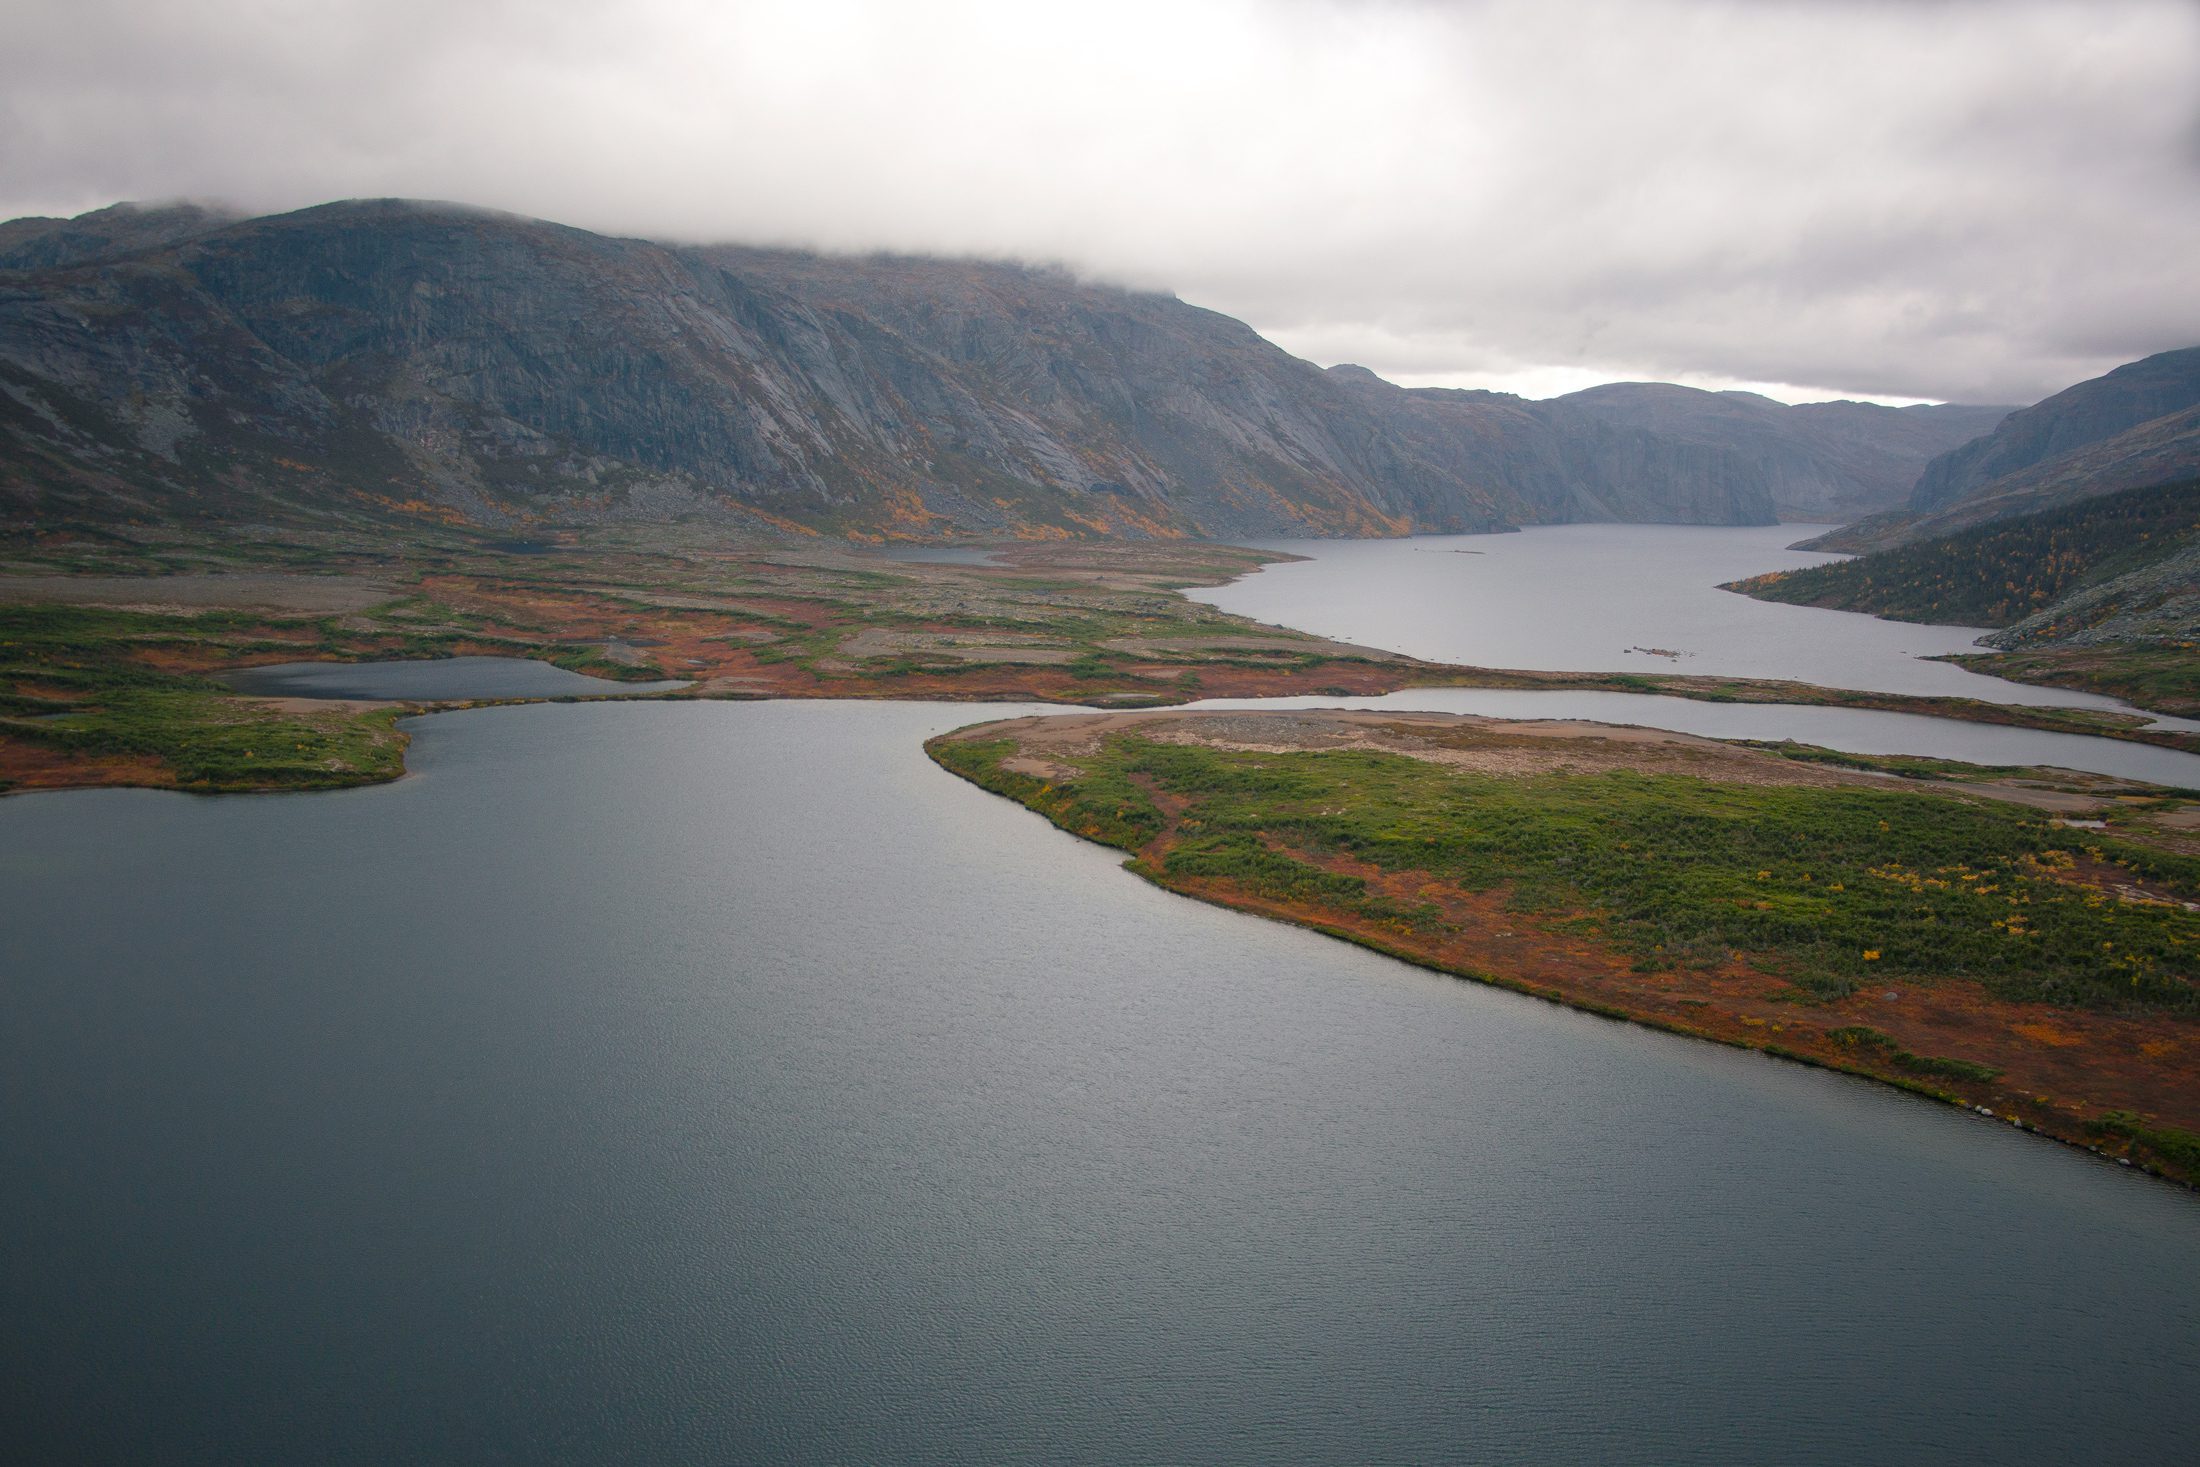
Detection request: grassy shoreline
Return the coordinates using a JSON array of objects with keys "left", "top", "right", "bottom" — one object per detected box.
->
[
  {"left": 926, "top": 709, "right": 2200, "bottom": 1187},
  {"left": 12, "top": 529, "right": 2199, "bottom": 1187}
]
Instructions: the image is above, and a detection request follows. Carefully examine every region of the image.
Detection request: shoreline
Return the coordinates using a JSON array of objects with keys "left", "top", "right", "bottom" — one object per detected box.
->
[
  {"left": 7, "top": 654, "right": 2196, "bottom": 799},
  {"left": 6, "top": 535, "right": 2197, "bottom": 798},
  {"left": 927, "top": 707, "right": 2200, "bottom": 1189},
  {"left": 13, "top": 634, "right": 2198, "bottom": 1184}
]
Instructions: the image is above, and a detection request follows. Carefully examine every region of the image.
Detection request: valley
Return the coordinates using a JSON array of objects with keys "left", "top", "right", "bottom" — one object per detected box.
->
[{"left": 11, "top": 7, "right": 2200, "bottom": 1459}]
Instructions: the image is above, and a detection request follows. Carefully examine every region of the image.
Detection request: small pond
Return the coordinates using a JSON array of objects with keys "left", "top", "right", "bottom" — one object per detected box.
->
[{"left": 221, "top": 656, "right": 689, "bottom": 701}]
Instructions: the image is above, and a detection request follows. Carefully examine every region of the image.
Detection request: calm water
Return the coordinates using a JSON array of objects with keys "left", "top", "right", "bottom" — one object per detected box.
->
[
  {"left": 5, "top": 700, "right": 2197, "bottom": 1464},
  {"left": 222, "top": 655, "right": 690, "bottom": 700},
  {"left": 1193, "top": 524, "right": 2147, "bottom": 709}
]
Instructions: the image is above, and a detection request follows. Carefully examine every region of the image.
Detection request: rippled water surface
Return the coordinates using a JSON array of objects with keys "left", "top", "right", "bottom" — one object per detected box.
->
[
  {"left": 6, "top": 700, "right": 2197, "bottom": 1464},
  {"left": 1191, "top": 524, "right": 2137, "bottom": 707}
]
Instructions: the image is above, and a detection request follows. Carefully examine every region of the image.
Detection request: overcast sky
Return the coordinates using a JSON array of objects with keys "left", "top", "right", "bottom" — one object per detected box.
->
[{"left": 6, "top": 0, "right": 2197, "bottom": 405}]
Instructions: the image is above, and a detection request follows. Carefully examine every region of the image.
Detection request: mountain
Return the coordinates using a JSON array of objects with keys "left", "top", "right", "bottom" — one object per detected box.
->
[
  {"left": 0, "top": 201, "right": 1446, "bottom": 539},
  {"left": 0, "top": 198, "right": 1984, "bottom": 542},
  {"left": 0, "top": 200, "right": 241, "bottom": 272},
  {"left": 1549, "top": 384, "right": 2011, "bottom": 522},
  {"left": 1730, "top": 475, "right": 2199, "bottom": 627},
  {"left": 1803, "top": 347, "right": 2200, "bottom": 552},
  {"left": 1729, "top": 476, "right": 2200, "bottom": 714},
  {"left": 1319, "top": 368, "right": 1778, "bottom": 526}
]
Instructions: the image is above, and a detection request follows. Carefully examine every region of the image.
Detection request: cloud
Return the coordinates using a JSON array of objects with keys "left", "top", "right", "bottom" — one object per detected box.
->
[{"left": 4, "top": 0, "right": 2197, "bottom": 403}]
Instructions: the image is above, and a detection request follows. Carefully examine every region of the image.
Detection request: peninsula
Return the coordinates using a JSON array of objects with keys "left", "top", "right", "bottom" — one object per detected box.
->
[{"left": 930, "top": 707, "right": 2200, "bottom": 1184}]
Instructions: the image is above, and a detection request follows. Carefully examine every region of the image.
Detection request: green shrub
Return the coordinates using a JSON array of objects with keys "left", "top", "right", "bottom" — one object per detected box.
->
[{"left": 999, "top": 735, "right": 2200, "bottom": 1016}]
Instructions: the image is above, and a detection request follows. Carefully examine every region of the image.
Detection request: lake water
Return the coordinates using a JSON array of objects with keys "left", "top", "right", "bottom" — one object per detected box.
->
[
  {"left": 875, "top": 545, "right": 1004, "bottom": 565},
  {"left": 1192, "top": 524, "right": 2144, "bottom": 709},
  {"left": 221, "top": 655, "right": 690, "bottom": 701},
  {"left": 5, "top": 699, "right": 2197, "bottom": 1464}
]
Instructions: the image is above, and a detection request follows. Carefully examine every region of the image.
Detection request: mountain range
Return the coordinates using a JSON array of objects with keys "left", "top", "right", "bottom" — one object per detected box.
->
[{"left": 0, "top": 199, "right": 2010, "bottom": 541}]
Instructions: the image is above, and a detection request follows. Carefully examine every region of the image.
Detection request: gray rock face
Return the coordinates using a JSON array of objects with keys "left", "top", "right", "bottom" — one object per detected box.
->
[
  {"left": 0, "top": 198, "right": 1939, "bottom": 539},
  {"left": 1550, "top": 384, "right": 2011, "bottom": 523},
  {"left": 1804, "top": 349, "right": 2200, "bottom": 553},
  {"left": 1320, "top": 370, "right": 1779, "bottom": 526},
  {"left": 1912, "top": 347, "right": 2200, "bottom": 511},
  {"left": 1981, "top": 539, "right": 2200, "bottom": 651},
  {"left": 0, "top": 201, "right": 240, "bottom": 272}
]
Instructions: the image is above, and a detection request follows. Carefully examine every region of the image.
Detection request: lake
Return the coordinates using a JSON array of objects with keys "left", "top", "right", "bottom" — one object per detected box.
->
[
  {"left": 5, "top": 699, "right": 2196, "bottom": 1464},
  {"left": 1191, "top": 523, "right": 2154, "bottom": 710},
  {"left": 873, "top": 545, "right": 1005, "bottom": 566},
  {"left": 221, "top": 655, "right": 690, "bottom": 701}
]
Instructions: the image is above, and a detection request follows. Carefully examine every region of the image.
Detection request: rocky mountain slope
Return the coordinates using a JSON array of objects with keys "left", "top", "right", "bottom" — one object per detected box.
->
[
  {"left": 1550, "top": 384, "right": 2010, "bottom": 522},
  {"left": 1732, "top": 476, "right": 2200, "bottom": 714},
  {"left": 1733, "top": 476, "right": 2197, "bottom": 626},
  {"left": 0, "top": 199, "right": 2000, "bottom": 541},
  {"left": 1805, "top": 347, "right": 2200, "bottom": 553},
  {"left": 0, "top": 201, "right": 243, "bottom": 273},
  {"left": 1320, "top": 367, "right": 1777, "bottom": 527}
]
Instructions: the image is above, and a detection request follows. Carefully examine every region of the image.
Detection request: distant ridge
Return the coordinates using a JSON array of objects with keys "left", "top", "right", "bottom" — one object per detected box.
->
[
  {"left": 1733, "top": 476, "right": 2200, "bottom": 715},
  {"left": 1803, "top": 347, "right": 2200, "bottom": 553},
  {"left": 1549, "top": 382, "right": 2009, "bottom": 522},
  {"left": 0, "top": 200, "right": 242, "bottom": 271},
  {"left": 1, "top": 198, "right": 2006, "bottom": 540}
]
